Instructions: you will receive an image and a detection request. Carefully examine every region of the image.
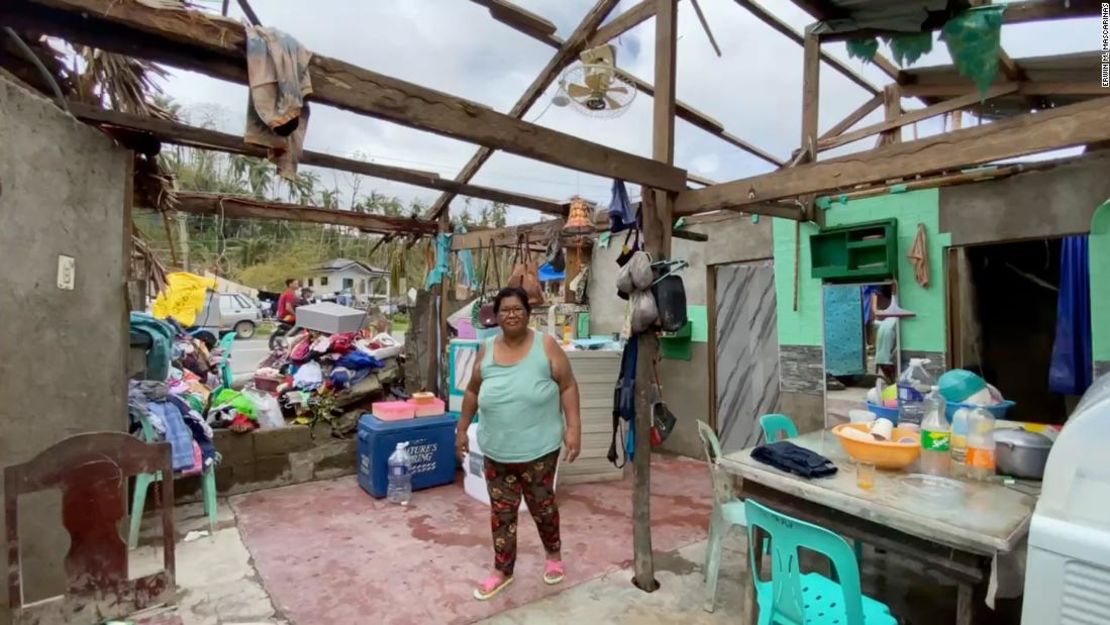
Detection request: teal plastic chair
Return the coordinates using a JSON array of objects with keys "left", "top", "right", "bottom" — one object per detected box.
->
[
  {"left": 216, "top": 332, "right": 236, "bottom": 390},
  {"left": 128, "top": 410, "right": 217, "bottom": 548},
  {"left": 757, "top": 413, "right": 865, "bottom": 564},
  {"left": 759, "top": 413, "right": 799, "bottom": 443},
  {"left": 744, "top": 500, "right": 896, "bottom": 625},
  {"left": 698, "top": 420, "right": 755, "bottom": 613}
]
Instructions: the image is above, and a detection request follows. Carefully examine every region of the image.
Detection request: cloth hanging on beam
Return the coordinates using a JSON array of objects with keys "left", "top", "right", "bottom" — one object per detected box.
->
[
  {"left": 908, "top": 223, "right": 930, "bottom": 288},
  {"left": 244, "top": 26, "right": 313, "bottom": 180},
  {"left": 608, "top": 179, "right": 636, "bottom": 233},
  {"left": 424, "top": 233, "right": 452, "bottom": 289}
]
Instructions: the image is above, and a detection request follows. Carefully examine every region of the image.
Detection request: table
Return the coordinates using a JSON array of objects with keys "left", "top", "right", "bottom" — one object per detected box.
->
[{"left": 720, "top": 430, "right": 1037, "bottom": 625}]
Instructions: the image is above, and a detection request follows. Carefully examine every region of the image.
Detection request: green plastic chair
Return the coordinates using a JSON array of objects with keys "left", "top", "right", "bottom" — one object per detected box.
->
[
  {"left": 759, "top": 413, "right": 799, "bottom": 443},
  {"left": 698, "top": 420, "right": 755, "bottom": 613},
  {"left": 744, "top": 500, "right": 896, "bottom": 625},
  {"left": 128, "top": 409, "right": 217, "bottom": 549}
]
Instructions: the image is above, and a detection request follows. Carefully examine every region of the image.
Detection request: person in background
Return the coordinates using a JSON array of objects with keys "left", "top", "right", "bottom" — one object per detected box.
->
[
  {"left": 456, "top": 286, "right": 581, "bottom": 601},
  {"left": 298, "top": 287, "right": 314, "bottom": 307},
  {"left": 874, "top": 285, "right": 898, "bottom": 382},
  {"left": 276, "top": 278, "right": 299, "bottom": 324}
]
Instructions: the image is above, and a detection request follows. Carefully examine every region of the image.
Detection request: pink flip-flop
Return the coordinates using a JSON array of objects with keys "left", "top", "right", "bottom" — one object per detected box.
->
[
  {"left": 543, "top": 560, "right": 565, "bottom": 585},
  {"left": 473, "top": 574, "right": 513, "bottom": 601}
]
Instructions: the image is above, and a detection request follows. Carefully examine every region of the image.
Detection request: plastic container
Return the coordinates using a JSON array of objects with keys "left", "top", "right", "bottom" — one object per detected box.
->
[
  {"left": 832, "top": 423, "right": 921, "bottom": 470},
  {"left": 463, "top": 422, "right": 557, "bottom": 511},
  {"left": 896, "top": 358, "right": 934, "bottom": 430},
  {"left": 372, "top": 400, "right": 415, "bottom": 421},
  {"left": 950, "top": 407, "right": 970, "bottom": 478},
  {"left": 945, "top": 399, "right": 1015, "bottom": 422},
  {"left": 356, "top": 413, "right": 459, "bottom": 498},
  {"left": 937, "top": 369, "right": 988, "bottom": 404},
  {"left": 920, "top": 386, "right": 950, "bottom": 476},
  {"left": 866, "top": 402, "right": 900, "bottom": 423},
  {"left": 407, "top": 397, "right": 446, "bottom": 418},
  {"left": 966, "top": 407, "right": 997, "bottom": 481},
  {"left": 387, "top": 442, "right": 412, "bottom": 505}
]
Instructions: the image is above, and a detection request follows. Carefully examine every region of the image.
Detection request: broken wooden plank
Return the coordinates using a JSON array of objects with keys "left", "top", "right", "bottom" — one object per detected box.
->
[
  {"left": 13, "top": 0, "right": 686, "bottom": 192},
  {"left": 588, "top": 0, "right": 675, "bottom": 47},
  {"left": 70, "top": 103, "right": 569, "bottom": 215},
  {"left": 675, "top": 96, "right": 1110, "bottom": 215},
  {"left": 900, "top": 81, "right": 1105, "bottom": 97},
  {"left": 820, "top": 85, "right": 1019, "bottom": 152}
]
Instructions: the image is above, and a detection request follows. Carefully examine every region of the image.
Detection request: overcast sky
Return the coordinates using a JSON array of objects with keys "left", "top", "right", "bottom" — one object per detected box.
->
[{"left": 160, "top": 0, "right": 1099, "bottom": 224}]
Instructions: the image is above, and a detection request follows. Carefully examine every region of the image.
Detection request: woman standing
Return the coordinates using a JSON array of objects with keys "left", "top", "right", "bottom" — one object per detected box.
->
[{"left": 456, "top": 287, "right": 582, "bottom": 601}]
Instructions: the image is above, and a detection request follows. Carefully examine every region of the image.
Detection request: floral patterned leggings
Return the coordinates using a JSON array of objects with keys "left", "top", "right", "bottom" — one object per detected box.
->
[{"left": 484, "top": 449, "right": 561, "bottom": 577}]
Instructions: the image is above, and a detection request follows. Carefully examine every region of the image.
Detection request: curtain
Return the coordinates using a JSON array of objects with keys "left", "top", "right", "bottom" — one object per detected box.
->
[{"left": 1049, "top": 236, "right": 1093, "bottom": 395}]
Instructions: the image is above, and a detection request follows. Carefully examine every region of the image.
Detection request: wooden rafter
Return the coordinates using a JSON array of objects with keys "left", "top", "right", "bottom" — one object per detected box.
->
[
  {"left": 818, "top": 84, "right": 1018, "bottom": 151},
  {"left": 818, "top": 94, "right": 883, "bottom": 141},
  {"left": 466, "top": 0, "right": 785, "bottom": 175},
  {"left": 469, "top": 0, "right": 558, "bottom": 39},
  {"left": 422, "top": 0, "right": 622, "bottom": 220},
  {"left": 587, "top": 0, "right": 674, "bottom": 48},
  {"left": 8, "top": 0, "right": 686, "bottom": 192},
  {"left": 900, "top": 81, "right": 1107, "bottom": 97},
  {"left": 69, "top": 103, "right": 570, "bottom": 215},
  {"left": 147, "top": 192, "right": 440, "bottom": 235},
  {"left": 674, "top": 96, "right": 1110, "bottom": 215}
]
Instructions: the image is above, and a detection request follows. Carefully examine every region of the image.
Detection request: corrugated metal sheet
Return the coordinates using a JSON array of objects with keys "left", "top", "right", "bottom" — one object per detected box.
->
[{"left": 812, "top": 0, "right": 956, "bottom": 34}]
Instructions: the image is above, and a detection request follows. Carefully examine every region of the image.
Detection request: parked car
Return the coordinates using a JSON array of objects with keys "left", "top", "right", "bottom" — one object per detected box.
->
[{"left": 191, "top": 292, "right": 263, "bottom": 342}]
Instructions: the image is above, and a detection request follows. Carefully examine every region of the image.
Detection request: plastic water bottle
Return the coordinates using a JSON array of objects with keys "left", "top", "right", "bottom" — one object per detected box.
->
[
  {"left": 387, "top": 442, "right": 412, "bottom": 505},
  {"left": 919, "top": 386, "right": 950, "bottom": 476},
  {"left": 950, "top": 408, "right": 971, "bottom": 478},
  {"left": 966, "top": 408, "right": 997, "bottom": 481},
  {"left": 897, "top": 358, "right": 934, "bottom": 431}
]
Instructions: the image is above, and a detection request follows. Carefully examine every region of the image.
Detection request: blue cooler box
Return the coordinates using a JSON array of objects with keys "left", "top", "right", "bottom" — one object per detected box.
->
[{"left": 357, "top": 413, "right": 458, "bottom": 498}]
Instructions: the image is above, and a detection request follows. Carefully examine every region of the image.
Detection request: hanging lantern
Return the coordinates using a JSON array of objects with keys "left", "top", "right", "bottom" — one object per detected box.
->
[{"left": 563, "top": 196, "right": 594, "bottom": 235}]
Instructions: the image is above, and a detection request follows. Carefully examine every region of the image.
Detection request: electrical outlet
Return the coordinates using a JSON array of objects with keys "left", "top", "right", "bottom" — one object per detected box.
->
[{"left": 57, "top": 255, "right": 75, "bottom": 290}]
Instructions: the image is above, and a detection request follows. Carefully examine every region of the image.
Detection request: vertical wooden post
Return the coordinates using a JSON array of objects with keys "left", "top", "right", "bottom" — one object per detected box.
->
[
  {"left": 431, "top": 208, "right": 451, "bottom": 396},
  {"left": 800, "top": 27, "right": 820, "bottom": 163},
  {"left": 631, "top": 0, "right": 677, "bottom": 594},
  {"left": 878, "top": 84, "right": 902, "bottom": 146}
]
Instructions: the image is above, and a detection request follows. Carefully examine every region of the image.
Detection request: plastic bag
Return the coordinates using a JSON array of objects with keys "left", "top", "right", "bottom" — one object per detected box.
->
[
  {"left": 629, "top": 290, "right": 658, "bottom": 334},
  {"left": 617, "top": 251, "right": 653, "bottom": 296},
  {"left": 940, "top": 6, "right": 1004, "bottom": 96},
  {"left": 245, "top": 389, "right": 285, "bottom": 429}
]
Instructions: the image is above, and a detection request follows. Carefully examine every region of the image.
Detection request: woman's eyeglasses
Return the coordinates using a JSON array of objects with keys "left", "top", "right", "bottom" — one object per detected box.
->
[{"left": 498, "top": 307, "right": 527, "bottom": 318}]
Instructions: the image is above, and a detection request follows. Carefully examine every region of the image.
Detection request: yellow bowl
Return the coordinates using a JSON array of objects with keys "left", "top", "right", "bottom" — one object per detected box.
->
[{"left": 832, "top": 423, "right": 921, "bottom": 470}]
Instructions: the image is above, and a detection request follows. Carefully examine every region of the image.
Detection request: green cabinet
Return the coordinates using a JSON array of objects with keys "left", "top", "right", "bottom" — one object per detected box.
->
[{"left": 810, "top": 219, "right": 897, "bottom": 281}]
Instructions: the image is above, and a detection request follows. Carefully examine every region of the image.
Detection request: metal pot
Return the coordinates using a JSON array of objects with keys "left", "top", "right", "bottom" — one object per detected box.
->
[{"left": 994, "top": 428, "right": 1053, "bottom": 479}]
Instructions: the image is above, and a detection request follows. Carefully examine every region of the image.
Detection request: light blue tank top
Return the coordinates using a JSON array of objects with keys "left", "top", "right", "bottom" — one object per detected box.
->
[{"left": 477, "top": 330, "right": 564, "bottom": 463}]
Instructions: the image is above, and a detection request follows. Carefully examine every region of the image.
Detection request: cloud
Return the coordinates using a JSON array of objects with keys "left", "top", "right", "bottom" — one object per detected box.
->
[{"left": 156, "top": 0, "right": 1098, "bottom": 225}]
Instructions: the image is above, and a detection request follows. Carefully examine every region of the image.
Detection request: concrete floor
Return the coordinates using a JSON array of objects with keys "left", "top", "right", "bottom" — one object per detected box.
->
[{"left": 129, "top": 456, "right": 1022, "bottom": 625}]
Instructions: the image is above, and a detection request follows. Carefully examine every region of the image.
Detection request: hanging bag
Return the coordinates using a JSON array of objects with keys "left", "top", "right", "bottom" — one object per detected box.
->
[
  {"left": 507, "top": 234, "right": 544, "bottom": 307},
  {"left": 472, "top": 240, "right": 501, "bottom": 329}
]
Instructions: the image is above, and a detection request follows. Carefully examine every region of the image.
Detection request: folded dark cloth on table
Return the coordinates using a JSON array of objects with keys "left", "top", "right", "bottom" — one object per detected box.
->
[{"left": 751, "top": 441, "right": 838, "bottom": 478}]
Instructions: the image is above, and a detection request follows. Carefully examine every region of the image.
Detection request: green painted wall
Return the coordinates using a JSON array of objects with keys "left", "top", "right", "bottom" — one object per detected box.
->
[
  {"left": 1091, "top": 201, "right": 1110, "bottom": 361},
  {"left": 773, "top": 188, "right": 952, "bottom": 352}
]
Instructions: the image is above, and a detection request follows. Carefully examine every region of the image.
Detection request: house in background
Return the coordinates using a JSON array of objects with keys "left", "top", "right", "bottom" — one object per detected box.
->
[{"left": 305, "top": 258, "right": 390, "bottom": 305}]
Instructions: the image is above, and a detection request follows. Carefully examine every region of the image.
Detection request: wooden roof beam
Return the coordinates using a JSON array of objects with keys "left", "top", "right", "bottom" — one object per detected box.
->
[
  {"left": 422, "top": 0, "right": 623, "bottom": 220},
  {"left": 901, "top": 81, "right": 1106, "bottom": 97},
  {"left": 675, "top": 96, "right": 1110, "bottom": 215},
  {"left": 587, "top": 0, "right": 680, "bottom": 48},
  {"left": 9, "top": 0, "right": 686, "bottom": 194},
  {"left": 70, "top": 103, "right": 570, "bottom": 216},
  {"left": 150, "top": 192, "right": 441, "bottom": 235},
  {"left": 818, "top": 84, "right": 1018, "bottom": 151}
]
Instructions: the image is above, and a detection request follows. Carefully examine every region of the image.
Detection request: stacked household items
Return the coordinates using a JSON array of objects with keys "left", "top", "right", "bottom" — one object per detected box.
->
[{"left": 245, "top": 302, "right": 405, "bottom": 436}]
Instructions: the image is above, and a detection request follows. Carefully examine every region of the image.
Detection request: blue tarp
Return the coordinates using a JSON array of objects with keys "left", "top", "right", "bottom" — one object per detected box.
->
[{"left": 1049, "top": 236, "right": 1093, "bottom": 395}]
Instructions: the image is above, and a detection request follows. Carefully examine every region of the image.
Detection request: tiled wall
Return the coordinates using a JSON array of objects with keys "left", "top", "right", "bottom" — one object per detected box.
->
[{"left": 779, "top": 345, "right": 825, "bottom": 395}]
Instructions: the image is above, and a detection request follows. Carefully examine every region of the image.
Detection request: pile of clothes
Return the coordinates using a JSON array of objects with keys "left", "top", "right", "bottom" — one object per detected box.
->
[
  {"left": 128, "top": 380, "right": 218, "bottom": 474},
  {"left": 241, "top": 330, "right": 394, "bottom": 430}
]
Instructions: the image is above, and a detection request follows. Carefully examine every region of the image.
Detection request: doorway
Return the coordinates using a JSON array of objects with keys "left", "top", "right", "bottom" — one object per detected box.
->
[
  {"left": 711, "top": 261, "right": 779, "bottom": 452},
  {"left": 948, "top": 238, "right": 1076, "bottom": 424}
]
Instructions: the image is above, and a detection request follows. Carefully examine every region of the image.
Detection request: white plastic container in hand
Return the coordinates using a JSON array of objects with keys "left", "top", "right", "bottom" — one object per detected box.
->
[
  {"left": 387, "top": 442, "right": 413, "bottom": 505},
  {"left": 966, "top": 407, "right": 997, "bottom": 481},
  {"left": 919, "top": 386, "right": 950, "bottom": 476}
]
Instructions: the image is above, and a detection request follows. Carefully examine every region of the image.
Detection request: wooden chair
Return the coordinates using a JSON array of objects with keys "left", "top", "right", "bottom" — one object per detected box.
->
[{"left": 5, "top": 432, "right": 176, "bottom": 625}]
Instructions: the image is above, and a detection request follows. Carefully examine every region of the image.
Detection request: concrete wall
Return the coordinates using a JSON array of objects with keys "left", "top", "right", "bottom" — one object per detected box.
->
[
  {"left": 588, "top": 214, "right": 774, "bottom": 457},
  {"left": 940, "top": 153, "right": 1110, "bottom": 246},
  {"left": 0, "top": 77, "right": 130, "bottom": 611}
]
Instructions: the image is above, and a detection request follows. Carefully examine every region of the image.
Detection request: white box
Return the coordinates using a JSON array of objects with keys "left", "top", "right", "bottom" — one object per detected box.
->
[
  {"left": 463, "top": 423, "right": 557, "bottom": 511},
  {"left": 295, "top": 302, "right": 366, "bottom": 334}
]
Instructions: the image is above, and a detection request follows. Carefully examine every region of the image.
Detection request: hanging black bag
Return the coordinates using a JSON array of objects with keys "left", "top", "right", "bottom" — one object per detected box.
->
[{"left": 652, "top": 273, "right": 688, "bottom": 333}]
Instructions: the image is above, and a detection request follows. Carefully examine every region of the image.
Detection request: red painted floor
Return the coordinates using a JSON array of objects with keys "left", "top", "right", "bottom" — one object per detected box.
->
[{"left": 231, "top": 455, "right": 712, "bottom": 625}]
